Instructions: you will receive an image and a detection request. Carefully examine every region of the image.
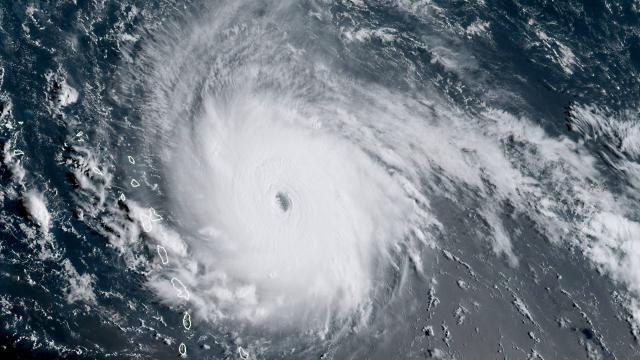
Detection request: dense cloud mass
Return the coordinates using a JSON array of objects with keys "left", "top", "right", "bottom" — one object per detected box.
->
[
  {"left": 115, "top": 0, "right": 640, "bottom": 331},
  {"left": 109, "top": 1, "right": 640, "bottom": 338}
]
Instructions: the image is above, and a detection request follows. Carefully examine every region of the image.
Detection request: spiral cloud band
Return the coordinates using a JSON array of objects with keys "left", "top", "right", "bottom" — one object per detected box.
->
[
  {"left": 115, "top": 2, "right": 442, "bottom": 332},
  {"left": 113, "top": 0, "right": 640, "bottom": 342}
]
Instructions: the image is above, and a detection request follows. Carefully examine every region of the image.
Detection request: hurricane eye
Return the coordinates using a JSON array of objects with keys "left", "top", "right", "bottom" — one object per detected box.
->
[{"left": 275, "top": 192, "right": 291, "bottom": 212}]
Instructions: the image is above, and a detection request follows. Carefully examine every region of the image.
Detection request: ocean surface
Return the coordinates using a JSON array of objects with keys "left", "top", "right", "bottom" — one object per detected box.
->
[{"left": 1, "top": 1, "right": 640, "bottom": 359}]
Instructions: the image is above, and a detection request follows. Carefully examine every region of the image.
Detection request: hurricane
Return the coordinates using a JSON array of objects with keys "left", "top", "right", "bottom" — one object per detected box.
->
[
  {"left": 121, "top": 1, "right": 434, "bottom": 336},
  {"left": 2, "top": 0, "right": 640, "bottom": 358}
]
